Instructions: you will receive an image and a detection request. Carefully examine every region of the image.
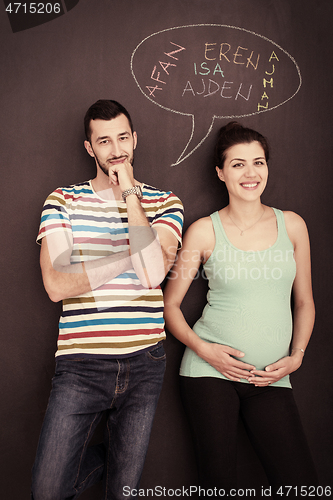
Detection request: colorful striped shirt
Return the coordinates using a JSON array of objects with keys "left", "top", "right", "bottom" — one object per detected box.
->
[{"left": 37, "top": 180, "right": 183, "bottom": 359}]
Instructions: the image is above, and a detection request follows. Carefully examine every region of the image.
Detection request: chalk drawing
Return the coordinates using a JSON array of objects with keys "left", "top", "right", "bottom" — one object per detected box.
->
[{"left": 131, "top": 24, "right": 302, "bottom": 165}]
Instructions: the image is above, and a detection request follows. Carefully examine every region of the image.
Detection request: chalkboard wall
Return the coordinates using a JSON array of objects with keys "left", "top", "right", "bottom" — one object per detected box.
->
[{"left": 1, "top": 1, "right": 332, "bottom": 498}]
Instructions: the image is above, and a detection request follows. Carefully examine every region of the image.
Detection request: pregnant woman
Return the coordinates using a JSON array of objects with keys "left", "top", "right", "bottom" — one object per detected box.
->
[{"left": 164, "top": 122, "right": 318, "bottom": 498}]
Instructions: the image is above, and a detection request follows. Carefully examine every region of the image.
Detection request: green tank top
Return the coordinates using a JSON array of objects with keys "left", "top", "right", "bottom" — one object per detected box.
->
[{"left": 180, "top": 208, "right": 296, "bottom": 388}]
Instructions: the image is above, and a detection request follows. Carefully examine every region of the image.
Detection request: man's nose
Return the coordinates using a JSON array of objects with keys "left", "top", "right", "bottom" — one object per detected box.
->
[{"left": 111, "top": 142, "right": 122, "bottom": 158}]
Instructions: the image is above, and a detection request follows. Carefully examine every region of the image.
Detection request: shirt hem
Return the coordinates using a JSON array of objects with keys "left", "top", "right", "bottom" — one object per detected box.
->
[{"left": 54, "top": 340, "right": 164, "bottom": 360}]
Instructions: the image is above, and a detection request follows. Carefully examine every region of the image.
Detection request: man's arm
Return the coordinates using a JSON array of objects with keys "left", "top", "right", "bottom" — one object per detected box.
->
[
  {"left": 110, "top": 159, "right": 181, "bottom": 288},
  {"left": 40, "top": 230, "right": 132, "bottom": 302},
  {"left": 126, "top": 194, "right": 179, "bottom": 288}
]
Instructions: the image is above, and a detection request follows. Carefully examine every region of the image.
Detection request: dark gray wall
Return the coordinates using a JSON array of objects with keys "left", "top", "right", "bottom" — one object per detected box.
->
[{"left": 1, "top": 1, "right": 332, "bottom": 498}]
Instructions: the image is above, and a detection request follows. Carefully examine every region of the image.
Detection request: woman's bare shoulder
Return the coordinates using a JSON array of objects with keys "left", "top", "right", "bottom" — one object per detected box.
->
[
  {"left": 282, "top": 211, "right": 309, "bottom": 246},
  {"left": 283, "top": 210, "right": 307, "bottom": 231},
  {"left": 189, "top": 215, "right": 213, "bottom": 231},
  {"left": 183, "top": 216, "right": 215, "bottom": 249}
]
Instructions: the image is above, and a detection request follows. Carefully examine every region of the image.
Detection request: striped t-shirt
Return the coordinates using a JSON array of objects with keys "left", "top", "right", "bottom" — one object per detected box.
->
[{"left": 37, "top": 180, "right": 183, "bottom": 359}]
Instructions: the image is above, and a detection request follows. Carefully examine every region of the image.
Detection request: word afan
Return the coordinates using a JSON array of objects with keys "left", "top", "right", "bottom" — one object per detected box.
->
[{"left": 146, "top": 41, "right": 186, "bottom": 98}]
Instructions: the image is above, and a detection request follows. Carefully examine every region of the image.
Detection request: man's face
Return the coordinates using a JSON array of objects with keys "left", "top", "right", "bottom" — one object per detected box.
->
[{"left": 85, "top": 114, "right": 137, "bottom": 176}]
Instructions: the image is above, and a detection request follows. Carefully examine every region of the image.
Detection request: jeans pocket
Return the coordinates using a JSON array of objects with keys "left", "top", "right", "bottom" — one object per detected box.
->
[{"left": 147, "top": 342, "right": 166, "bottom": 361}]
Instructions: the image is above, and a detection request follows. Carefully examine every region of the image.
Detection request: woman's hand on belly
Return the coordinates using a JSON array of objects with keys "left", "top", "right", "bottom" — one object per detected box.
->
[
  {"left": 199, "top": 342, "right": 256, "bottom": 382},
  {"left": 247, "top": 351, "right": 303, "bottom": 386}
]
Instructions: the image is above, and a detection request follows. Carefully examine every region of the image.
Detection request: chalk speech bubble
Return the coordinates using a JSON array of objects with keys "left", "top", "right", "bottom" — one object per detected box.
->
[{"left": 131, "top": 24, "right": 302, "bottom": 165}]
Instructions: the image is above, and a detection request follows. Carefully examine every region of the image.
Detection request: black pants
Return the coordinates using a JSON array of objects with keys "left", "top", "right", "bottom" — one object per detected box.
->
[{"left": 180, "top": 377, "right": 318, "bottom": 499}]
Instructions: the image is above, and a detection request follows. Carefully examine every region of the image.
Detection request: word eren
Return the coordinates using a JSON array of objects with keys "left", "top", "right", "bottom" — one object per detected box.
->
[{"left": 204, "top": 42, "right": 260, "bottom": 70}]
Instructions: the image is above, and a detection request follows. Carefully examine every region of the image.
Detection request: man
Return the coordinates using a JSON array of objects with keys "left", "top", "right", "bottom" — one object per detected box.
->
[{"left": 31, "top": 100, "right": 183, "bottom": 499}]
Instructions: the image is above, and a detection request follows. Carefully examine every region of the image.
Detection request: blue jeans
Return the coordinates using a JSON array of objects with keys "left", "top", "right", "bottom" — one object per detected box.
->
[{"left": 31, "top": 343, "right": 166, "bottom": 500}]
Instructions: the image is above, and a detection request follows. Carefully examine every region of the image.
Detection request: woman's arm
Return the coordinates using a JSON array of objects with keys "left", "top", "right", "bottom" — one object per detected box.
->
[
  {"left": 164, "top": 218, "right": 256, "bottom": 382},
  {"left": 248, "top": 212, "right": 315, "bottom": 386}
]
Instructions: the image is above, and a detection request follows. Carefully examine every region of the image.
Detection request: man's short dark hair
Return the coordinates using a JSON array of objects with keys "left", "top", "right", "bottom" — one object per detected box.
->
[{"left": 84, "top": 100, "right": 134, "bottom": 142}]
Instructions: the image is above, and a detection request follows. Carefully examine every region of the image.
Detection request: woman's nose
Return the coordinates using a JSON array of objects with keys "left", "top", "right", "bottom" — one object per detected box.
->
[{"left": 244, "top": 164, "right": 256, "bottom": 176}]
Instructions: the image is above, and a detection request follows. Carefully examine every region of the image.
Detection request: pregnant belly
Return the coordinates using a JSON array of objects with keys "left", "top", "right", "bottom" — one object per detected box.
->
[{"left": 194, "top": 317, "right": 292, "bottom": 371}]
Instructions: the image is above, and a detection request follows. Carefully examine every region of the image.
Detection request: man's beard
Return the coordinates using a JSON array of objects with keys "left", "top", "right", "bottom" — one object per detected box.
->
[{"left": 93, "top": 149, "right": 135, "bottom": 176}]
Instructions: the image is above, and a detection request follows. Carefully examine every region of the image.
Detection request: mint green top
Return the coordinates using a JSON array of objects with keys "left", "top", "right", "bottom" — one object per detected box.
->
[{"left": 180, "top": 208, "right": 296, "bottom": 388}]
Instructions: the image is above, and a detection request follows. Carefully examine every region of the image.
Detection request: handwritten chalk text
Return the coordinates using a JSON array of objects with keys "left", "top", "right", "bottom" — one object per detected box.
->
[
  {"left": 182, "top": 79, "right": 252, "bottom": 100},
  {"left": 193, "top": 62, "right": 224, "bottom": 77},
  {"left": 204, "top": 43, "right": 260, "bottom": 70},
  {"left": 258, "top": 51, "right": 279, "bottom": 111},
  {"left": 146, "top": 42, "right": 186, "bottom": 98}
]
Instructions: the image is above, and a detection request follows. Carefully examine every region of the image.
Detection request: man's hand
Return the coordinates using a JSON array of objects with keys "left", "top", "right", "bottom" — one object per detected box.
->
[{"left": 108, "top": 158, "right": 134, "bottom": 191}]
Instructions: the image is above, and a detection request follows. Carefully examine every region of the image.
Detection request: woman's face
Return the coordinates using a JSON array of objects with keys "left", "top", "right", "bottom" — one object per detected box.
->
[{"left": 216, "top": 141, "right": 268, "bottom": 202}]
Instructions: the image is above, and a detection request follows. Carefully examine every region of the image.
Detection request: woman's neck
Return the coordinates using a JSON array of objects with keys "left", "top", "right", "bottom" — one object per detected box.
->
[
  {"left": 227, "top": 199, "right": 264, "bottom": 223},
  {"left": 220, "top": 201, "right": 276, "bottom": 249}
]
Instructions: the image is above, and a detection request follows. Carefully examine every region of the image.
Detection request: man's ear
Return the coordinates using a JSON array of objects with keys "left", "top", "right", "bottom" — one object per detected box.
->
[
  {"left": 133, "top": 131, "right": 138, "bottom": 150},
  {"left": 84, "top": 140, "right": 95, "bottom": 158},
  {"left": 216, "top": 166, "right": 224, "bottom": 182}
]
